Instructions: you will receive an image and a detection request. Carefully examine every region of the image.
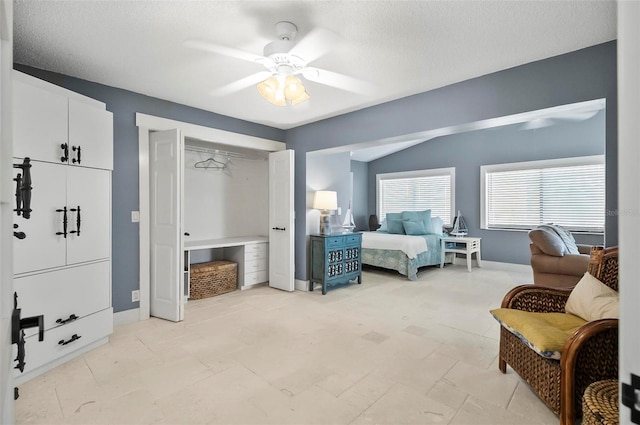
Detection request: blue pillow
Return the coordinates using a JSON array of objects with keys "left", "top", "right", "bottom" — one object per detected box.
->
[
  {"left": 387, "top": 218, "right": 406, "bottom": 234},
  {"left": 403, "top": 220, "right": 427, "bottom": 235},
  {"left": 402, "top": 210, "right": 434, "bottom": 234}
]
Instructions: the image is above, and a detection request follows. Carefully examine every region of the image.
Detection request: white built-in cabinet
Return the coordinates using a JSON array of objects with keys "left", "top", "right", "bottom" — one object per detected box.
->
[{"left": 11, "top": 71, "right": 113, "bottom": 383}]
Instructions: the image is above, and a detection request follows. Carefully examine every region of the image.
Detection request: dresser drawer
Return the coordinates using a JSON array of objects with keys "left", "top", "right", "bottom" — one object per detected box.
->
[
  {"left": 326, "top": 236, "right": 345, "bottom": 247},
  {"left": 245, "top": 243, "right": 268, "bottom": 261},
  {"left": 245, "top": 259, "right": 268, "bottom": 274},
  {"left": 245, "top": 270, "right": 268, "bottom": 286},
  {"left": 14, "top": 261, "right": 111, "bottom": 336},
  {"left": 344, "top": 234, "right": 361, "bottom": 245},
  {"left": 15, "top": 307, "right": 113, "bottom": 377}
]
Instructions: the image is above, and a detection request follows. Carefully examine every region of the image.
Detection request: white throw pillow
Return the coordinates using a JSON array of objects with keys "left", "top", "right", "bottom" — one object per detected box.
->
[{"left": 565, "top": 272, "right": 619, "bottom": 321}]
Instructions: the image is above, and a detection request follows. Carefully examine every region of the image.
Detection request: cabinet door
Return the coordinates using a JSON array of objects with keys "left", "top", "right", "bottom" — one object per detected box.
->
[
  {"left": 68, "top": 98, "right": 113, "bottom": 170},
  {"left": 13, "top": 79, "right": 68, "bottom": 164},
  {"left": 66, "top": 167, "right": 111, "bottom": 265},
  {"left": 13, "top": 161, "right": 67, "bottom": 274}
]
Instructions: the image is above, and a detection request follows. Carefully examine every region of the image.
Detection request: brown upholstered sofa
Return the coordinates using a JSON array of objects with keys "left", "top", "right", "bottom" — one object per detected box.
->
[{"left": 529, "top": 225, "right": 591, "bottom": 288}]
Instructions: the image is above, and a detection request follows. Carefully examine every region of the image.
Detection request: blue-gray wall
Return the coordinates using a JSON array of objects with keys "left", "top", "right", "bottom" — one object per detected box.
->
[
  {"left": 286, "top": 41, "right": 617, "bottom": 281},
  {"left": 351, "top": 160, "right": 368, "bottom": 231},
  {"left": 14, "top": 64, "right": 285, "bottom": 313},
  {"left": 366, "top": 111, "right": 605, "bottom": 264}
]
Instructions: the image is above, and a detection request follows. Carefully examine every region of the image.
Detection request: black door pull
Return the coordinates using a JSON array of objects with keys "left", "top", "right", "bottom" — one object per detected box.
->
[
  {"left": 13, "top": 224, "right": 26, "bottom": 240},
  {"left": 56, "top": 207, "right": 68, "bottom": 238},
  {"left": 58, "top": 334, "right": 81, "bottom": 346},
  {"left": 60, "top": 143, "right": 69, "bottom": 163},
  {"left": 11, "top": 293, "right": 45, "bottom": 374},
  {"left": 56, "top": 314, "right": 79, "bottom": 325},
  {"left": 72, "top": 145, "right": 81, "bottom": 164},
  {"left": 272, "top": 227, "right": 286, "bottom": 231},
  {"left": 13, "top": 157, "right": 32, "bottom": 219},
  {"left": 69, "top": 206, "right": 81, "bottom": 236},
  {"left": 622, "top": 373, "right": 640, "bottom": 424}
]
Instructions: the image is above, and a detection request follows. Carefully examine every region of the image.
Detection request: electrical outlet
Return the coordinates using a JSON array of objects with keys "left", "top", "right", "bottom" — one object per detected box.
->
[
  {"left": 131, "top": 290, "right": 140, "bottom": 302},
  {"left": 131, "top": 211, "right": 140, "bottom": 223}
]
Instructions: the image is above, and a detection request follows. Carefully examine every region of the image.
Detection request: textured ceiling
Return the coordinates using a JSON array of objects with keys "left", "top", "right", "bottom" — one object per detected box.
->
[{"left": 13, "top": 1, "right": 616, "bottom": 130}]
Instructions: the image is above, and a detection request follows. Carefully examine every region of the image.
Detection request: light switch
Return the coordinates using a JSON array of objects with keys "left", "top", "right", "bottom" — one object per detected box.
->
[{"left": 131, "top": 211, "right": 140, "bottom": 223}]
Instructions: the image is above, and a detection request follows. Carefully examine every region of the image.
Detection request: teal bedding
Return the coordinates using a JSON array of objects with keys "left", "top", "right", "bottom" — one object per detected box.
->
[{"left": 361, "top": 234, "right": 443, "bottom": 280}]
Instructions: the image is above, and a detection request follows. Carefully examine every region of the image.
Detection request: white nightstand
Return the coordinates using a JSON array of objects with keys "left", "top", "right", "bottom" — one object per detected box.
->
[{"left": 440, "top": 236, "right": 482, "bottom": 272}]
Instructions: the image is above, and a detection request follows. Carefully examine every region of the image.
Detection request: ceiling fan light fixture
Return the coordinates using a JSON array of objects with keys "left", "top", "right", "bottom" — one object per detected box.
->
[
  {"left": 257, "top": 74, "right": 309, "bottom": 106},
  {"left": 256, "top": 76, "right": 285, "bottom": 106}
]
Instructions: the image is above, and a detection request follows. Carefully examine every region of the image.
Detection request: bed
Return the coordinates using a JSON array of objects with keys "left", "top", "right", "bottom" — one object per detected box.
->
[
  {"left": 362, "top": 211, "right": 442, "bottom": 280},
  {"left": 361, "top": 231, "right": 444, "bottom": 280}
]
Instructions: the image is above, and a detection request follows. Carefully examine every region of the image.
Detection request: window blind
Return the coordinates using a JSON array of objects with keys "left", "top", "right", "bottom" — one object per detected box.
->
[
  {"left": 378, "top": 170, "right": 453, "bottom": 225},
  {"left": 484, "top": 158, "right": 605, "bottom": 232}
]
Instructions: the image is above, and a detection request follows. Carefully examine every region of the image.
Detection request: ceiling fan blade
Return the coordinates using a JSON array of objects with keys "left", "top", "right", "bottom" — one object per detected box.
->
[
  {"left": 184, "top": 39, "right": 264, "bottom": 64},
  {"left": 288, "top": 28, "right": 339, "bottom": 64},
  {"left": 210, "top": 71, "right": 273, "bottom": 97},
  {"left": 303, "top": 68, "right": 375, "bottom": 95}
]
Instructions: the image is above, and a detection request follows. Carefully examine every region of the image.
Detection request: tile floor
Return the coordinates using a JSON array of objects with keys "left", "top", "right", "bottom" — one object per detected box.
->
[{"left": 15, "top": 263, "right": 561, "bottom": 425}]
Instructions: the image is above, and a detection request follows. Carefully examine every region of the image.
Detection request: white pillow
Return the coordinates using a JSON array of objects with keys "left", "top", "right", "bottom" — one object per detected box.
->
[{"left": 565, "top": 272, "right": 619, "bottom": 321}]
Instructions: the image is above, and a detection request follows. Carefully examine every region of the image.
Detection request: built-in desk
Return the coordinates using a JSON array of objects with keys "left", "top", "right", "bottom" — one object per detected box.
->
[{"left": 184, "top": 236, "right": 269, "bottom": 297}]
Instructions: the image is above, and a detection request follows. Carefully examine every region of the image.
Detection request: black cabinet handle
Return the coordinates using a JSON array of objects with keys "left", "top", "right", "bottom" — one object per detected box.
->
[
  {"left": 56, "top": 314, "right": 78, "bottom": 325},
  {"left": 13, "top": 224, "right": 26, "bottom": 240},
  {"left": 72, "top": 145, "right": 81, "bottom": 164},
  {"left": 69, "top": 206, "right": 81, "bottom": 236},
  {"left": 58, "top": 334, "right": 81, "bottom": 346},
  {"left": 56, "top": 207, "right": 68, "bottom": 238},
  {"left": 184, "top": 232, "right": 190, "bottom": 236},
  {"left": 11, "top": 293, "right": 45, "bottom": 374},
  {"left": 272, "top": 227, "right": 286, "bottom": 231},
  {"left": 60, "top": 143, "right": 69, "bottom": 163},
  {"left": 13, "top": 157, "right": 32, "bottom": 219}
]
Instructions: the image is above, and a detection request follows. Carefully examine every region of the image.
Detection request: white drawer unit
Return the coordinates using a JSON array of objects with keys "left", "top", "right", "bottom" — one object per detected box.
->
[
  {"left": 14, "top": 308, "right": 113, "bottom": 383},
  {"left": 242, "top": 243, "right": 268, "bottom": 288}
]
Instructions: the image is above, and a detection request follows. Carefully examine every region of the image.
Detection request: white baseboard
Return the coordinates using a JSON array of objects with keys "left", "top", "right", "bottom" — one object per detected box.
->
[
  {"left": 295, "top": 279, "right": 309, "bottom": 291},
  {"left": 476, "top": 260, "right": 532, "bottom": 273},
  {"left": 113, "top": 308, "right": 141, "bottom": 326}
]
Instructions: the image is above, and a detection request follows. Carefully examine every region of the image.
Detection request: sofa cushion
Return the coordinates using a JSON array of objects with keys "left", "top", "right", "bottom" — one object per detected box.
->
[
  {"left": 529, "top": 227, "right": 567, "bottom": 256},
  {"left": 490, "top": 308, "right": 587, "bottom": 359},
  {"left": 565, "top": 272, "right": 619, "bottom": 321}
]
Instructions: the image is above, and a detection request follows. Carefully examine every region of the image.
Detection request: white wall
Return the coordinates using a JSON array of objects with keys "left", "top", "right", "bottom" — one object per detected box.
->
[{"left": 184, "top": 150, "right": 269, "bottom": 240}]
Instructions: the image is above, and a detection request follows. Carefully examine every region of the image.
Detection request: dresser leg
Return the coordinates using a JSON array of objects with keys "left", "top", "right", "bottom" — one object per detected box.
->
[{"left": 322, "top": 284, "right": 327, "bottom": 295}]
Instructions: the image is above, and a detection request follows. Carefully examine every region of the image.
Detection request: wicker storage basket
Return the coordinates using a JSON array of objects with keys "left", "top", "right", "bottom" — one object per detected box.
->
[
  {"left": 190, "top": 260, "right": 237, "bottom": 300},
  {"left": 582, "top": 380, "right": 619, "bottom": 425}
]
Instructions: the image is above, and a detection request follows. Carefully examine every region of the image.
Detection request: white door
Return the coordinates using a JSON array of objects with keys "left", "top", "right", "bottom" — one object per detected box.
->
[
  {"left": 12, "top": 161, "right": 67, "bottom": 274},
  {"left": 618, "top": 3, "right": 640, "bottom": 424},
  {"left": 1, "top": 1, "right": 14, "bottom": 420},
  {"left": 149, "top": 129, "right": 184, "bottom": 322},
  {"left": 66, "top": 167, "right": 111, "bottom": 265},
  {"left": 268, "top": 150, "right": 295, "bottom": 292}
]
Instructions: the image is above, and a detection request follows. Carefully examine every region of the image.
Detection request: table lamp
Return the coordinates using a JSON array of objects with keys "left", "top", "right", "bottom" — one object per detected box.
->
[{"left": 313, "top": 190, "right": 337, "bottom": 235}]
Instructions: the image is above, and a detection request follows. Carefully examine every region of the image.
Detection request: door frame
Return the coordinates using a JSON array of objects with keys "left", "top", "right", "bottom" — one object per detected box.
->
[{"left": 136, "top": 113, "right": 285, "bottom": 320}]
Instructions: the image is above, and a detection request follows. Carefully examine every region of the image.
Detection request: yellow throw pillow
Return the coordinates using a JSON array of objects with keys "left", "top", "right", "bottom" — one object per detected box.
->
[
  {"left": 490, "top": 309, "right": 586, "bottom": 359},
  {"left": 565, "top": 272, "right": 619, "bottom": 321}
]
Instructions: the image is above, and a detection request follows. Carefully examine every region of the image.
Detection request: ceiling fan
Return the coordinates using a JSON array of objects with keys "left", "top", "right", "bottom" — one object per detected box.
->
[{"left": 185, "top": 21, "right": 374, "bottom": 106}]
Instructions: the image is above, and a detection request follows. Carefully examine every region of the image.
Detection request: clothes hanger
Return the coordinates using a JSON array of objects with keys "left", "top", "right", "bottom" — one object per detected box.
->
[{"left": 194, "top": 156, "right": 227, "bottom": 169}]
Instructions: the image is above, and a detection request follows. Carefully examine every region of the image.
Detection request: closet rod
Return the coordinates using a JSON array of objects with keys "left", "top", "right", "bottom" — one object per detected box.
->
[{"left": 184, "top": 145, "right": 264, "bottom": 161}]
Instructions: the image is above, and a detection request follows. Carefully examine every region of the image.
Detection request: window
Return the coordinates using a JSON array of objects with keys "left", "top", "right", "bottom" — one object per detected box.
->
[
  {"left": 481, "top": 156, "right": 605, "bottom": 232},
  {"left": 377, "top": 168, "right": 455, "bottom": 225}
]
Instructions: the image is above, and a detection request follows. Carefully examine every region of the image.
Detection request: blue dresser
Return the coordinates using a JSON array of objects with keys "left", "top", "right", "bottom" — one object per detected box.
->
[{"left": 310, "top": 233, "right": 362, "bottom": 295}]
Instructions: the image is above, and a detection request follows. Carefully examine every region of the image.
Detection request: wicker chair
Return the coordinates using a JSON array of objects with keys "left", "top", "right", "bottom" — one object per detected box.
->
[{"left": 497, "top": 246, "right": 618, "bottom": 425}]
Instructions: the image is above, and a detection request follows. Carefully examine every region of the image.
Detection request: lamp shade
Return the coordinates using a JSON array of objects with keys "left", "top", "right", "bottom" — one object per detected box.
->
[{"left": 313, "top": 190, "right": 337, "bottom": 210}]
